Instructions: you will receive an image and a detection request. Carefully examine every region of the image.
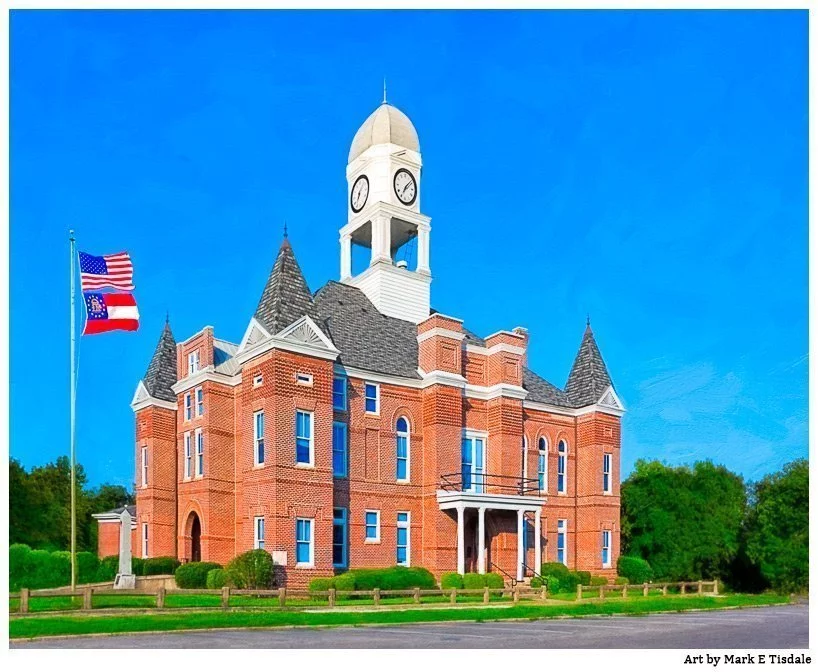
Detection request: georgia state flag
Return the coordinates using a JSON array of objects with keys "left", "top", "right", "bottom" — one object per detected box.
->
[{"left": 82, "top": 292, "right": 140, "bottom": 335}]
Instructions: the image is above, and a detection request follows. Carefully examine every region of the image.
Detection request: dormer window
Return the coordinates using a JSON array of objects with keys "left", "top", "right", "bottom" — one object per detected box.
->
[{"left": 188, "top": 350, "right": 200, "bottom": 376}]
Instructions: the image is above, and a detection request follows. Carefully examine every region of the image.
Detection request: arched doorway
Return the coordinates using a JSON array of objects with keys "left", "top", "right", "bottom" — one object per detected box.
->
[{"left": 185, "top": 511, "right": 202, "bottom": 562}]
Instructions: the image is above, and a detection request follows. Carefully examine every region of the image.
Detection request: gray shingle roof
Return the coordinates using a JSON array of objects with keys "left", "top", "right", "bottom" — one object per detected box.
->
[
  {"left": 313, "top": 281, "right": 421, "bottom": 378},
  {"left": 97, "top": 504, "right": 136, "bottom": 517},
  {"left": 522, "top": 367, "right": 572, "bottom": 407},
  {"left": 142, "top": 321, "right": 177, "bottom": 402},
  {"left": 564, "top": 325, "right": 613, "bottom": 407},
  {"left": 254, "top": 238, "right": 318, "bottom": 334}
]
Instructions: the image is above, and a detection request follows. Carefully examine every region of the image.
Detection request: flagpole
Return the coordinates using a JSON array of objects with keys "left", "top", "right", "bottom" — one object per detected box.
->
[{"left": 69, "top": 229, "right": 77, "bottom": 592}]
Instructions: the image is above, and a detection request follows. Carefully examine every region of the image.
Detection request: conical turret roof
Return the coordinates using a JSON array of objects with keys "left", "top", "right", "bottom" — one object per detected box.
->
[
  {"left": 254, "top": 238, "right": 318, "bottom": 334},
  {"left": 564, "top": 323, "right": 613, "bottom": 407},
  {"left": 142, "top": 319, "right": 177, "bottom": 402}
]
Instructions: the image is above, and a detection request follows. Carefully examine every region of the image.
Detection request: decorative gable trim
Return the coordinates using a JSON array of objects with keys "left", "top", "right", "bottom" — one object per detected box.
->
[
  {"left": 597, "top": 385, "right": 626, "bottom": 412},
  {"left": 236, "top": 315, "right": 340, "bottom": 366},
  {"left": 237, "top": 317, "right": 272, "bottom": 354},
  {"left": 131, "top": 380, "right": 178, "bottom": 412}
]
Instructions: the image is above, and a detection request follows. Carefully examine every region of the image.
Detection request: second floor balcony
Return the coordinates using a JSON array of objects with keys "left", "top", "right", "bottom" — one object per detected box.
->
[{"left": 439, "top": 472, "right": 542, "bottom": 497}]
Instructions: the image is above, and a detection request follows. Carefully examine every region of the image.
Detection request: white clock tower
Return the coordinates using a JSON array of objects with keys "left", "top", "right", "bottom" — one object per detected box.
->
[{"left": 340, "top": 99, "right": 432, "bottom": 324}]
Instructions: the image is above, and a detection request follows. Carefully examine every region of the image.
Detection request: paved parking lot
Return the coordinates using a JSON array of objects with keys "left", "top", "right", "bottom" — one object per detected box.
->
[{"left": 11, "top": 603, "right": 807, "bottom": 649}]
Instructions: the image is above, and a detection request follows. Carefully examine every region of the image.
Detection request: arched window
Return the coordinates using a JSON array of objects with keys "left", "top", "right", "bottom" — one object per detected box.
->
[
  {"left": 557, "top": 440, "right": 567, "bottom": 494},
  {"left": 537, "top": 437, "right": 547, "bottom": 492},
  {"left": 521, "top": 436, "right": 528, "bottom": 481},
  {"left": 396, "top": 417, "right": 410, "bottom": 482}
]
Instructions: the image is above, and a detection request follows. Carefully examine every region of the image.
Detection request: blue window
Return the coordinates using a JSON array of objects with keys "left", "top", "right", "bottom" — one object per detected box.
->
[
  {"left": 396, "top": 417, "right": 410, "bottom": 481},
  {"left": 365, "top": 510, "right": 380, "bottom": 541},
  {"left": 557, "top": 440, "right": 567, "bottom": 494},
  {"left": 333, "top": 377, "right": 347, "bottom": 411},
  {"left": 602, "top": 530, "right": 611, "bottom": 568},
  {"left": 254, "top": 411, "right": 264, "bottom": 465},
  {"left": 296, "top": 410, "right": 313, "bottom": 465},
  {"left": 557, "top": 519, "right": 567, "bottom": 565},
  {"left": 296, "top": 518, "right": 313, "bottom": 565},
  {"left": 185, "top": 393, "right": 192, "bottom": 421},
  {"left": 254, "top": 517, "right": 265, "bottom": 550},
  {"left": 537, "top": 437, "right": 547, "bottom": 492},
  {"left": 364, "top": 383, "right": 379, "bottom": 414},
  {"left": 195, "top": 429, "right": 204, "bottom": 477},
  {"left": 461, "top": 435, "right": 485, "bottom": 493},
  {"left": 603, "top": 453, "right": 612, "bottom": 494},
  {"left": 333, "top": 509, "right": 347, "bottom": 567},
  {"left": 332, "top": 421, "right": 347, "bottom": 477},
  {"left": 196, "top": 387, "right": 204, "bottom": 416},
  {"left": 397, "top": 512, "right": 410, "bottom": 566}
]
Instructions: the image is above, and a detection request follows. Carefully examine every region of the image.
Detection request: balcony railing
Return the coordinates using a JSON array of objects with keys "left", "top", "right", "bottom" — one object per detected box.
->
[{"left": 440, "top": 472, "right": 542, "bottom": 496}]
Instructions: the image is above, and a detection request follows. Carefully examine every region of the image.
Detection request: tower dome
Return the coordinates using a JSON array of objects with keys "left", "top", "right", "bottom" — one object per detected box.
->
[{"left": 348, "top": 103, "right": 420, "bottom": 163}]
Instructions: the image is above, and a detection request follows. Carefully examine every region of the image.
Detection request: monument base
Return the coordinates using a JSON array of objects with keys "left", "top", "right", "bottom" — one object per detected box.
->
[{"left": 113, "top": 573, "right": 136, "bottom": 590}]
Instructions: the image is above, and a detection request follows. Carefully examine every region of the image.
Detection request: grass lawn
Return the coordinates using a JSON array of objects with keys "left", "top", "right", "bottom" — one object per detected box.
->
[{"left": 9, "top": 593, "right": 788, "bottom": 639}]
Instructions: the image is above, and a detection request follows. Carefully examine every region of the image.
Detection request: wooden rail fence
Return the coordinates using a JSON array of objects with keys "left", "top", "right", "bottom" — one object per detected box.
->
[{"left": 10, "top": 579, "right": 720, "bottom": 615}]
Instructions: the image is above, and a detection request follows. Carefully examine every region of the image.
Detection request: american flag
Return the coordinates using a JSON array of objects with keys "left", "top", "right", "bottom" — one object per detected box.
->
[{"left": 79, "top": 251, "right": 134, "bottom": 291}]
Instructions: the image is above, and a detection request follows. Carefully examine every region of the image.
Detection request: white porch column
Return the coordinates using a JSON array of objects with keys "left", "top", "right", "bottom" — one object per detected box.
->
[
  {"left": 516, "top": 509, "right": 524, "bottom": 581},
  {"left": 340, "top": 234, "right": 352, "bottom": 280},
  {"left": 534, "top": 509, "right": 542, "bottom": 574},
  {"left": 477, "top": 507, "right": 486, "bottom": 574},
  {"left": 456, "top": 505, "right": 465, "bottom": 576},
  {"left": 417, "top": 224, "right": 431, "bottom": 274}
]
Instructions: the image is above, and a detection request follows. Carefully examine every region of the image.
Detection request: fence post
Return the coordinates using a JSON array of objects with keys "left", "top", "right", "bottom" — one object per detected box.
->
[
  {"left": 680, "top": 582, "right": 686, "bottom": 595},
  {"left": 541, "top": 585, "right": 547, "bottom": 601},
  {"left": 221, "top": 586, "right": 230, "bottom": 608},
  {"left": 662, "top": 584, "right": 668, "bottom": 596},
  {"left": 450, "top": 588, "right": 457, "bottom": 605},
  {"left": 278, "top": 587, "right": 287, "bottom": 607},
  {"left": 698, "top": 580, "right": 703, "bottom": 595},
  {"left": 577, "top": 583, "right": 582, "bottom": 600},
  {"left": 622, "top": 584, "right": 628, "bottom": 598},
  {"left": 155, "top": 586, "right": 165, "bottom": 609},
  {"left": 373, "top": 588, "right": 380, "bottom": 606},
  {"left": 713, "top": 580, "right": 719, "bottom": 595},
  {"left": 513, "top": 585, "right": 520, "bottom": 604},
  {"left": 414, "top": 586, "right": 420, "bottom": 604},
  {"left": 643, "top": 583, "right": 649, "bottom": 597},
  {"left": 483, "top": 586, "right": 490, "bottom": 604},
  {"left": 599, "top": 585, "right": 604, "bottom": 600},
  {"left": 328, "top": 588, "right": 336, "bottom": 608},
  {"left": 20, "top": 588, "right": 29, "bottom": 614},
  {"left": 83, "top": 586, "right": 93, "bottom": 611}
]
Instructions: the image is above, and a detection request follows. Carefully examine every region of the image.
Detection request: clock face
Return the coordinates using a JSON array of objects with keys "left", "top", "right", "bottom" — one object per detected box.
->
[
  {"left": 350, "top": 175, "right": 369, "bottom": 213},
  {"left": 393, "top": 169, "right": 417, "bottom": 206}
]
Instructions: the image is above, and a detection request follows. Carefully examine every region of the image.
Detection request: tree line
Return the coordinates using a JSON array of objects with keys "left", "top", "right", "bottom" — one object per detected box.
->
[
  {"left": 621, "top": 458, "right": 808, "bottom": 593},
  {"left": 9, "top": 457, "right": 133, "bottom": 553}
]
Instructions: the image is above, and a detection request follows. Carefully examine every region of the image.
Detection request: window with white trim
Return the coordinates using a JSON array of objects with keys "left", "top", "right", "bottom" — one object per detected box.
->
[
  {"left": 184, "top": 432, "right": 192, "bottom": 479},
  {"left": 253, "top": 410, "right": 265, "bottom": 465},
  {"left": 295, "top": 410, "right": 314, "bottom": 466},
  {"left": 141, "top": 446, "right": 148, "bottom": 487},
  {"left": 396, "top": 512, "right": 410, "bottom": 566},
  {"left": 602, "top": 530, "right": 611, "bottom": 568},
  {"left": 364, "top": 510, "right": 380, "bottom": 542},
  {"left": 333, "top": 508, "right": 347, "bottom": 567},
  {"left": 188, "top": 350, "right": 200, "bottom": 376},
  {"left": 295, "top": 372, "right": 313, "bottom": 386},
  {"left": 537, "top": 437, "right": 547, "bottom": 492},
  {"left": 522, "top": 435, "right": 528, "bottom": 481},
  {"left": 332, "top": 376, "right": 347, "bottom": 411},
  {"left": 295, "top": 518, "right": 313, "bottom": 566},
  {"left": 254, "top": 516, "right": 265, "bottom": 550},
  {"left": 196, "top": 387, "right": 204, "bottom": 416},
  {"left": 603, "top": 453, "right": 612, "bottom": 494},
  {"left": 557, "top": 440, "right": 567, "bottom": 494},
  {"left": 557, "top": 519, "right": 567, "bottom": 565},
  {"left": 142, "top": 522, "right": 149, "bottom": 558},
  {"left": 253, "top": 373, "right": 263, "bottom": 388},
  {"left": 185, "top": 393, "right": 192, "bottom": 421},
  {"left": 195, "top": 428, "right": 204, "bottom": 477},
  {"left": 396, "top": 417, "right": 410, "bottom": 482},
  {"left": 332, "top": 421, "right": 347, "bottom": 477},
  {"left": 364, "top": 383, "right": 379, "bottom": 414}
]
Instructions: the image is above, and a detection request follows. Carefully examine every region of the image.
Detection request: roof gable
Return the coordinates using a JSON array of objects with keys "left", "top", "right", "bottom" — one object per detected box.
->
[{"left": 254, "top": 238, "right": 318, "bottom": 334}]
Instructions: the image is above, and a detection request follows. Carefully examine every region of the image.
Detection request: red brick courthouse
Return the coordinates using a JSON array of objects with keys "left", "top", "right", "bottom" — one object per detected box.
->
[{"left": 96, "top": 101, "right": 625, "bottom": 586}]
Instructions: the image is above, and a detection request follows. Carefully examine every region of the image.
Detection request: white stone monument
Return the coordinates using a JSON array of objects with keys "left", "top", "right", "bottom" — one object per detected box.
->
[{"left": 113, "top": 508, "right": 136, "bottom": 589}]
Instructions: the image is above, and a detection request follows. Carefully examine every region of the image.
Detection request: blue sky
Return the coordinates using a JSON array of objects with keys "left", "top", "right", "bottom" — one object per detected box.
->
[{"left": 10, "top": 10, "right": 807, "bottom": 488}]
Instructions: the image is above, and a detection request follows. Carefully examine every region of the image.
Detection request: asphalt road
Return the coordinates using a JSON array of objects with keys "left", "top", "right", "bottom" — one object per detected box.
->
[{"left": 11, "top": 603, "right": 808, "bottom": 649}]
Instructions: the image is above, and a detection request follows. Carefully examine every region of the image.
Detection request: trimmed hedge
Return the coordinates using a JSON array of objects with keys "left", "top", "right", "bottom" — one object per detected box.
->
[
  {"left": 226, "top": 549, "right": 274, "bottom": 589},
  {"left": 10, "top": 546, "right": 103, "bottom": 589},
  {"left": 575, "top": 570, "right": 592, "bottom": 586},
  {"left": 485, "top": 572, "right": 504, "bottom": 589},
  {"left": 440, "top": 572, "right": 463, "bottom": 589},
  {"left": 617, "top": 556, "right": 654, "bottom": 584},
  {"left": 175, "top": 562, "right": 222, "bottom": 589},
  {"left": 590, "top": 575, "right": 609, "bottom": 586},
  {"left": 530, "top": 576, "right": 543, "bottom": 589},
  {"left": 307, "top": 573, "right": 357, "bottom": 592},
  {"left": 439, "top": 572, "right": 505, "bottom": 590},
  {"left": 345, "top": 566, "right": 436, "bottom": 591},
  {"left": 132, "top": 557, "right": 145, "bottom": 576},
  {"left": 615, "top": 576, "right": 629, "bottom": 585},
  {"left": 544, "top": 574, "right": 563, "bottom": 594},
  {"left": 10, "top": 544, "right": 33, "bottom": 591},
  {"left": 540, "top": 562, "right": 571, "bottom": 579},
  {"left": 308, "top": 577, "right": 335, "bottom": 592},
  {"left": 95, "top": 555, "right": 119, "bottom": 582},
  {"left": 206, "top": 568, "right": 228, "bottom": 589},
  {"left": 143, "top": 556, "right": 180, "bottom": 576},
  {"left": 334, "top": 573, "right": 355, "bottom": 591},
  {"left": 462, "top": 573, "right": 485, "bottom": 589}
]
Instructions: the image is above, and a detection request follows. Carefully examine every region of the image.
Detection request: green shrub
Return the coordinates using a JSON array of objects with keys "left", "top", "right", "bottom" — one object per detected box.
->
[
  {"left": 544, "top": 574, "right": 561, "bottom": 594},
  {"left": 143, "top": 556, "right": 180, "bottom": 576},
  {"left": 541, "top": 562, "right": 571, "bottom": 579},
  {"left": 484, "top": 572, "right": 504, "bottom": 589},
  {"left": 175, "top": 562, "right": 221, "bottom": 589},
  {"left": 590, "top": 575, "right": 608, "bottom": 586},
  {"left": 615, "top": 576, "right": 629, "bottom": 585},
  {"left": 440, "top": 572, "right": 463, "bottom": 589},
  {"left": 617, "top": 556, "right": 654, "bottom": 584},
  {"left": 349, "top": 566, "right": 436, "bottom": 591},
  {"left": 462, "top": 573, "right": 485, "bottom": 589},
  {"left": 575, "top": 571, "right": 592, "bottom": 586},
  {"left": 76, "top": 551, "right": 100, "bottom": 584},
  {"left": 46, "top": 551, "right": 72, "bottom": 588},
  {"left": 94, "top": 556, "right": 119, "bottom": 583},
  {"left": 206, "top": 568, "right": 227, "bottom": 589},
  {"left": 308, "top": 577, "right": 335, "bottom": 592},
  {"left": 9, "top": 544, "right": 32, "bottom": 591},
  {"left": 334, "top": 573, "right": 355, "bottom": 592},
  {"left": 226, "top": 549, "right": 274, "bottom": 589},
  {"left": 530, "top": 576, "right": 543, "bottom": 589},
  {"left": 132, "top": 557, "right": 145, "bottom": 576}
]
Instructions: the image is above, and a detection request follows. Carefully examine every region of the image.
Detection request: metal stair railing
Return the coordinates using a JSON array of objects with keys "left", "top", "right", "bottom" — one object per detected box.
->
[{"left": 488, "top": 560, "right": 517, "bottom": 589}]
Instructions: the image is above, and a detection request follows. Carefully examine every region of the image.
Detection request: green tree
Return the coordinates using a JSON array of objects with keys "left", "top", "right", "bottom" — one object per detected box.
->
[
  {"left": 744, "top": 459, "right": 808, "bottom": 593},
  {"left": 621, "top": 459, "right": 746, "bottom": 581}
]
